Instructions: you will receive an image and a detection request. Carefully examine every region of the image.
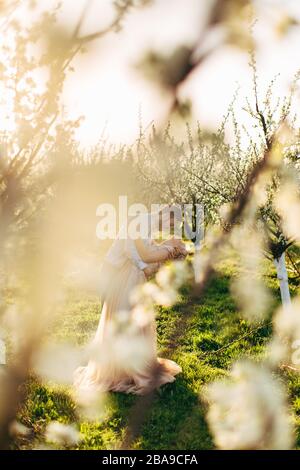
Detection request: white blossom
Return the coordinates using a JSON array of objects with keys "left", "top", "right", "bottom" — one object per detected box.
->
[
  {"left": 274, "top": 297, "right": 300, "bottom": 342},
  {"left": 45, "top": 421, "right": 81, "bottom": 447},
  {"left": 266, "top": 336, "right": 289, "bottom": 367},
  {"left": 156, "top": 261, "right": 190, "bottom": 291},
  {"left": 89, "top": 311, "right": 154, "bottom": 372},
  {"left": 274, "top": 182, "right": 300, "bottom": 241},
  {"left": 32, "top": 342, "right": 87, "bottom": 385},
  {"left": 9, "top": 420, "right": 31, "bottom": 438},
  {"left": 269, "top": 297, "right": 300, "bottom": 367},
  {"left": 231, "top": 275, "right": 271, "bottom": 322},
  {"left": 205, "top": 361, "right": 294, "bottom": 450},
  {"left": 74, "top": 389, "right": 107, "bottom": 422}
]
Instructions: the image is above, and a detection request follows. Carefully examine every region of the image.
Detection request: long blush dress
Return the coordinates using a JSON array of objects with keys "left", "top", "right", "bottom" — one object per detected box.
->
[{"left": 74, "top": 236, "right": 181, "bottom": 395}]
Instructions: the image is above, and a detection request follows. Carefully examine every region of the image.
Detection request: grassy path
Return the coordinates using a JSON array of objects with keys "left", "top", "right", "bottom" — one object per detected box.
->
[{"left": 17, "top": 268, "right": 300, "bottom": 449}]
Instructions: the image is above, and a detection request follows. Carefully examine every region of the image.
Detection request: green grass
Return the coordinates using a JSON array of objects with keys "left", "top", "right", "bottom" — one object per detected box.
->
[{"left": 16, "top": 262, "right": 300, "bottom": 450}]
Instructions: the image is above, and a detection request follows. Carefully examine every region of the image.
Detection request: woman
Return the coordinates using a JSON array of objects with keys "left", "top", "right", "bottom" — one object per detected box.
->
[{"left": 74, "top": 210, "right": 187, "bottom": 395}]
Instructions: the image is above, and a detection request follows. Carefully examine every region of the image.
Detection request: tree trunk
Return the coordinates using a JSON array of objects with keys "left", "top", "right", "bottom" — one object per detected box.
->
[{"left": 274, "top": 252, "right": 291, "bottom": 307}]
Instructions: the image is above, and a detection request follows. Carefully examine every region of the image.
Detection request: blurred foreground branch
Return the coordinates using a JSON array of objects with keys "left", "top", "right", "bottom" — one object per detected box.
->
[{"left": 120, "top": 126, "right": 282, "bottom": 449}]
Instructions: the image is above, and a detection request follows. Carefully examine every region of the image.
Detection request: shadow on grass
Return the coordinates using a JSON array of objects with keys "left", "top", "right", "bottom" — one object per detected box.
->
[
  {"left": 136, "top": 376, "right": 213, "bottom": 450},
  {"left": 78, "top": 375, "right": 212, "bottom": 450}
]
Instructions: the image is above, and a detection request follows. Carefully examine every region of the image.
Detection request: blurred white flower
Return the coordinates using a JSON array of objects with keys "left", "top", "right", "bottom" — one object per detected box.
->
[
  {"left": 151, "top": 288, "right": 178, "bottom": 307},
  {"left": 130, "top": 282, "right": 157, "bottom": 307},
  {"left": 219, "top": 203, "right": 231, "bottom": 221},
  {"left": 184, "top": 240, "right": 195, "bottom": 254},
  {"left": 130, "top": 260, "right": 190, "bottom": 311},
  {"left": 156, "top": 261, "right": 190, "bottom": 291},
  {"left": 274, "top": 297, "right": 300, "bottom": 344},
  {"left": 291, "top": 339, "right": 300, "bottom": 367},
  {"left": 33, "top": 444, "right": 53, "bottom": 450},
  {"left": 131, "top": 304, "right": 154, "bottom": 328},
  {"left": 9, "top": 420, "right": 32, "bottom": 438},
  {"left": 266, "top": 336, "right": 289, "bottom": 367},
  {"left": 193, "top": 248, "right": 207, "bottom": 284},
  {"left": 231, "top": 227, "right": 264, "bottom": 270},
  {"left": 253, "top": 174, "right": 269, "bottom": 207},
  {"left": 45, "top": 421, "right": 81, "bottom": 447},
  {"left": 205, "top": 361, "right": 294, "bottom": 450},
  {"left": 74, "top": 388, "right": 107, "bottom": 422},
  {"left": 89, "top": 313, "right": 153, "bottom": 373},
  {"left": 231, "top": 275, "right": 271, "bottom": 322},
  {"left": 32, "top": 342, "right": 87, "bottom": 384},
  {"left": 134, "top": 281, "right": 177, "bottom": 307},
  {"left": 2, "top": 304, "right": 33, "bottom": 352},
  {"left": 230, "top": 228, "right": 271, "bottom": 321},
  {"left": 274, "top": 182, "right": 300, "bottom": 242},
  {"left": 269, "top": 297, "right": 300, "bottom": 366},
  {"left": 0, "top": 336, "right": 6, "bottom": 365}
]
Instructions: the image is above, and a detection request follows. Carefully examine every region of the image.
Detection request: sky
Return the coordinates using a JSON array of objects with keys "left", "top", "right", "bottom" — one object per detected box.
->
[{"left": 9, "top": 0, "right": 300, "bottom": 147}]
